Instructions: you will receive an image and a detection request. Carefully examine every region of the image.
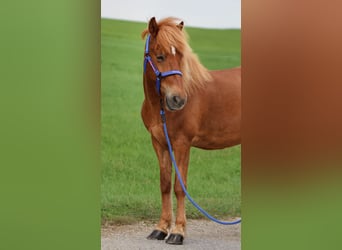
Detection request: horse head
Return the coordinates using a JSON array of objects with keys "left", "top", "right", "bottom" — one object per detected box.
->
[{"left": 143, "top": 17, "right": 187, "bottom": 111}]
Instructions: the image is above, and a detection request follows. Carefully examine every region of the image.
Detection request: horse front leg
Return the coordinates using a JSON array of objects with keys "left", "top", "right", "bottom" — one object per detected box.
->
[
  {"left": 166, "top": 144, "right": 190, "bottom": 245},
  {"left": 147, "top": 137, "right": 172, "bottom": 240}
]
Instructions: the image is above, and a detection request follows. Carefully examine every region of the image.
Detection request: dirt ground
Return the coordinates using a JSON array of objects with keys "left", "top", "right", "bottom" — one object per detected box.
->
[{"left": 101, "top": 219, "right": 241, "bottom": 250}]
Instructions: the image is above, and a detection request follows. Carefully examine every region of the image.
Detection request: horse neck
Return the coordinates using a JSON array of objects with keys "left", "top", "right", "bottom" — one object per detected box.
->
[{"left": 143, "top": 76, "right": 161, "bottom": 109}]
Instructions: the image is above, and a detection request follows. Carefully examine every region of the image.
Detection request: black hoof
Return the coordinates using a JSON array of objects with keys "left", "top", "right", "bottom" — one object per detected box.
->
[
  {"left": 147, "top": 230, "right": 168, "bottom": 240},
  {"left": 165, "top": 234, "right": 184, "bottom": 245}
]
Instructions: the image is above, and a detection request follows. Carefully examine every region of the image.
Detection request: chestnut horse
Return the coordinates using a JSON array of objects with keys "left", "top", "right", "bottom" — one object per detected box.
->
[{"left": 141, "top": 17, "right": 241, "bottom": 245}]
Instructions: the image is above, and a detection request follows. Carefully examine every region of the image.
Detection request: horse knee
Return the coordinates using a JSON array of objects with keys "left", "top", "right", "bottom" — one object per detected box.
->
[
  {"left": 160, "top": 181, "right": 171, "bottom": 194},
  {"left": 174, "top": 183, "right": 186, "bottom": 197}
]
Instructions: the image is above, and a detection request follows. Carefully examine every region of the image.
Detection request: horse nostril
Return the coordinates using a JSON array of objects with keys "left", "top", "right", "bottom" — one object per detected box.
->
[{"left": 173, "top": 95, "right": 181, "bottom": 105}]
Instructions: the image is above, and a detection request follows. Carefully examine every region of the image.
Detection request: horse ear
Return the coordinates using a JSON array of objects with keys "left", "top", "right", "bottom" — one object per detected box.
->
[
  {"left": 177, "top": 21, "right": 184, "bottom": 30},
  {"left": 148, "top": 17, "right": 159, "bottom": 37}
]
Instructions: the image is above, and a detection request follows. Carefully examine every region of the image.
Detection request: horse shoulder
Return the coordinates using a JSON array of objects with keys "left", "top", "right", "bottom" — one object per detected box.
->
[
  {"left": 141, "top": 100, "right": 164, "bottom": 137},
  {"left": 141, "top": 100, "right": 153, "bottom": 130}
]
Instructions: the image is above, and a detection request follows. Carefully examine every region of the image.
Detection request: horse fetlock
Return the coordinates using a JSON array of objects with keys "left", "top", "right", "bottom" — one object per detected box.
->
[
  {"left": 171, "top": 223, "right": 186, "bottom": 236},
  {"left": 156, "top": 220, "right": 171, "bottom": 233}
]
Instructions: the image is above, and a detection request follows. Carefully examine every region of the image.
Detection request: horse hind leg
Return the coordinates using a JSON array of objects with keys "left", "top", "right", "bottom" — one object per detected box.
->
[
  {"left": 147, "top": 138, "right": 172, "bottom": 240},
  {"left": 165, "top": 145, "right": 190, "bottom": 245}
]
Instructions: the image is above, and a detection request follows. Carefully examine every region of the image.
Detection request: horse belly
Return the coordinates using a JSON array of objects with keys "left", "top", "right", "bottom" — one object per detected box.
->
[
  {"left": 191, "top": 110, "right": 240, "bottom": 149},
  {"left": 191, "top": 112, "right": 240, "bottom": 148},
  {"left": 192, "top": 130, "right": 240, "bottom": 149},
  {"left": 190, "top": 85, "right": 241, "bottom": 149}
]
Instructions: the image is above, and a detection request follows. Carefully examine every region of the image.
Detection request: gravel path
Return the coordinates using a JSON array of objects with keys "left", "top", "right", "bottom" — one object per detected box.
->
[{"left": 101, "top": 220, "right": 240, "bottom": 250}]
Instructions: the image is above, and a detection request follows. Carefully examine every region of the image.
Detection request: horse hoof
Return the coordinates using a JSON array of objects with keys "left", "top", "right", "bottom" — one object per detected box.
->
[
  {"left": 165, "top": 234, "right": 184, "bottom": 245},
  {"left": 147, "top": 230, "right": 168, "bottom": 240}
]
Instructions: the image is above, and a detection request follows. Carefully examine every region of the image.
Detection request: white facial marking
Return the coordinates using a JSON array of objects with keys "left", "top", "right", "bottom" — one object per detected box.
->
[{"left": 171, "top": 46, "right": 176, "bottom": 56}]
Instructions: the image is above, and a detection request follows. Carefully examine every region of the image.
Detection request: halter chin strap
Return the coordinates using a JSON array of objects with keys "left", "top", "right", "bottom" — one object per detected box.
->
[{"left": 144, "top": 34, "right": 183, "bottom": 96}]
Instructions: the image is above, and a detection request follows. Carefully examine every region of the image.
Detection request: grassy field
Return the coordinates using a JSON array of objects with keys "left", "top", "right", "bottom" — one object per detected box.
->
[{"left": 101, "top": 18, "right": 241, "bottom": 224}]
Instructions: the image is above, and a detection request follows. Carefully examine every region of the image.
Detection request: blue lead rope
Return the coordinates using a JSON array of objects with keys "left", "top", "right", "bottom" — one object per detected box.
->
[{"left": 160, "top": 110, "right": 241, "bottom": 225}]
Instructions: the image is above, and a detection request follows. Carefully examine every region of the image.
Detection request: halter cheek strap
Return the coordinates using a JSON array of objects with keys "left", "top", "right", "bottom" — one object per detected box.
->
[{"left": 144, "top": 35, "right": 183, "bottom": 95}]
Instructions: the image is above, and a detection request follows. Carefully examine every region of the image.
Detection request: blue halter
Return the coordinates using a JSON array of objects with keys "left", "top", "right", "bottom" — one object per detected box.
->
[{"left": 143, "top": 34, "right": 183, "bottom": 96}]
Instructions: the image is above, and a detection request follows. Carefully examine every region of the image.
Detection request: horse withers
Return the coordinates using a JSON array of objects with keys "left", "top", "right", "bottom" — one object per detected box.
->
[{"left": 141, "top": 17, "right": 241, "bottom": 245}]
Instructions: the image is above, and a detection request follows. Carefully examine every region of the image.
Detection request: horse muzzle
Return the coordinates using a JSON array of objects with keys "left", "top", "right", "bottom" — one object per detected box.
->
[{"left": 165, "top": 94, "right": 187, "bottom": 111}]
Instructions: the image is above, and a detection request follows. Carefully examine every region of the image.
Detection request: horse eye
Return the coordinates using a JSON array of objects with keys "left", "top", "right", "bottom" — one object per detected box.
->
[{"left": 156, "top": 55, "right": 165, "bottom": 62}]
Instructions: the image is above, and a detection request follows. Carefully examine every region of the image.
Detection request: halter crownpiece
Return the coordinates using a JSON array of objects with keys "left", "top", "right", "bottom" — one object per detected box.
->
[{"left": 143, "top": 34, "right": 183, "bottom": 96}]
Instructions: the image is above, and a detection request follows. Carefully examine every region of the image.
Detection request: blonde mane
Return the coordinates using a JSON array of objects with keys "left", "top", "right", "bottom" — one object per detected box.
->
[{"left": 142, "top": 17, "right": 212, "bottom": 95}]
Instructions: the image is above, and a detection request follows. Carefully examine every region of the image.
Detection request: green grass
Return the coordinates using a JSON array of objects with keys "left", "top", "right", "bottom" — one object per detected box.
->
[{"left": 101, "top": 18, "right": 241, "bottom": 223}]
